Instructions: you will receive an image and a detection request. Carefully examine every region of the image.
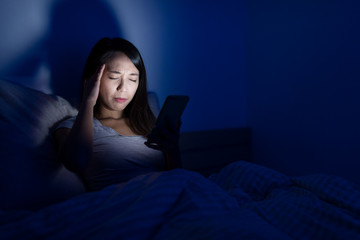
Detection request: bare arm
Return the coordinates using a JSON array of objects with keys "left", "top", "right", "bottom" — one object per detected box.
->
[
  {"left": 54, "top": 101, "right": 96, "bottom": 172},
  {"left": 54, "top": 65, "right": 105, "bottom": 172}
]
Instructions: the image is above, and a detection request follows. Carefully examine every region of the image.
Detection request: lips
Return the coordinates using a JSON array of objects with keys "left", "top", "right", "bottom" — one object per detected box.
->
[{"left": 114, "top": 97, "right": 127, "bottom": 103}]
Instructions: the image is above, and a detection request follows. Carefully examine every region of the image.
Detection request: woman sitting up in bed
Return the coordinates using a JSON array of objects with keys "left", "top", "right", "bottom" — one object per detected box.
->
[{"left": 54, "top": 37, "right": 181, "bottom": 191}]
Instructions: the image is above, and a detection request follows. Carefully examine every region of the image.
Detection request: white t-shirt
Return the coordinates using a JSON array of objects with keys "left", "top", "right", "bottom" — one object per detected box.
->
[{"left": 57, "top": 117, "right": 165, "bottom": 191}]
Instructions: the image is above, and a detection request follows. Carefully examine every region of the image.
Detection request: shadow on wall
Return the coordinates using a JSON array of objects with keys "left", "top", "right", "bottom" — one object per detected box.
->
[{"left": 48, "top": 0, "right": 122, "bottom": 106}]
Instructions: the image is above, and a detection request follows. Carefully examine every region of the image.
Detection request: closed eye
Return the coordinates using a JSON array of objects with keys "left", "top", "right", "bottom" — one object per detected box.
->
[
  {"left": 109, "top": 77, "right": 118, "bottom": 80},
  {"left": 129, "top": 79, "right": 137, "bottom": 82}
]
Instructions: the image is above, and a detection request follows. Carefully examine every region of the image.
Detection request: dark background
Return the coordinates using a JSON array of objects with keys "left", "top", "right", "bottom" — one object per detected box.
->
[{"left": 1, "top": 0, "right": 359, "bottom": 184}]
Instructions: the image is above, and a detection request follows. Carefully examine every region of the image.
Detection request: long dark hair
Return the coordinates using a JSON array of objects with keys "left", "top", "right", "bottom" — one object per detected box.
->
[{"left": 82, "top": 37, "right": 155, "bottom": 136}]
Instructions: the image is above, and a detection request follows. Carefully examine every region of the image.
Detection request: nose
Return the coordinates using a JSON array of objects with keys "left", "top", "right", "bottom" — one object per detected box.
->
[{"left": 116, "top": 79, "right": 127, "bottom": 92}]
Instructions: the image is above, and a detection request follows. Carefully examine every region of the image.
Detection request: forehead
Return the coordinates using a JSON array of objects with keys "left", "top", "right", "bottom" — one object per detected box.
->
[{"left": 106, "top": 52, "right": 139, "bottom": 73}]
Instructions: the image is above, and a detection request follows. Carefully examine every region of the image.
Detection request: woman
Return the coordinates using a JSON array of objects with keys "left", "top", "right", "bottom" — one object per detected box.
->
[{"left": 54, "top": 37, "right": 181, "bottom": 191}]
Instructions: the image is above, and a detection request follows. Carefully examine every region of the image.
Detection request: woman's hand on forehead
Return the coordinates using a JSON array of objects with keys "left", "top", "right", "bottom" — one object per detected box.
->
[{"left": 83, "top": 64, "right": 105, "bottom": 107}]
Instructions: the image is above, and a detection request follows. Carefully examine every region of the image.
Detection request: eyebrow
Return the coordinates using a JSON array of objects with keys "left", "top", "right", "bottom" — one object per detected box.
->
[{"left": 108, "top": 70, "right": 139, "bottom": 76}]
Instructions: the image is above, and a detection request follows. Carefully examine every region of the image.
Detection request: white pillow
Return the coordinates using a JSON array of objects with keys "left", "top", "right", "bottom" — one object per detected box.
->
[{"left": 0, "top": 79, "right": 86, "bottom": 210}]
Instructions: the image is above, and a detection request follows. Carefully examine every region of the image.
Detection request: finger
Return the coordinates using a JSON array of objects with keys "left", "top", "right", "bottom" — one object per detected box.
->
[
  {"left": 146, "top": 131, "right": 172, "bottom": 148},
  {"left": 145, "top": 137, "right": 166, "bottom": 150},
  {"left": 96, "top": 64, "right": 105, "bottom": 82},
  {"left": 144, "top": 141, "right": 163, "bottom": 150},
  {"left": 145, "top": 140, "right": 174, "bottom": 152},
  {"left": 89, "top": 64, "right": 105, "bottom": 82}
]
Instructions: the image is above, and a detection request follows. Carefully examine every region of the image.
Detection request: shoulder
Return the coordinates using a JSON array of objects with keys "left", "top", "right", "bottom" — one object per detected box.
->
[{"left": 53, "top": 116, "right": 77, "bottom": 149}]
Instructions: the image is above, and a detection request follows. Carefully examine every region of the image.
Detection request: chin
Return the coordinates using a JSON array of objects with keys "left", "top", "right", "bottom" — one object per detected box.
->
[{"left": 114, "top": 104, "right": 128, "bottom": 111}]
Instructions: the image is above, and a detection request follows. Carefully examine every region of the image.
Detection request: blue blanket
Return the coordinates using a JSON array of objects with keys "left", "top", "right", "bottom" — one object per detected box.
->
[{"left": 1, "top": 161, "right": 359, "bottom": 239}]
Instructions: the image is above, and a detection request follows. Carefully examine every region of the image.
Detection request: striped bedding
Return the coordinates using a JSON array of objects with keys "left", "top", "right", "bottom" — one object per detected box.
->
[{"left": 1, "top": 161, "right": 359, "bottom": 239}]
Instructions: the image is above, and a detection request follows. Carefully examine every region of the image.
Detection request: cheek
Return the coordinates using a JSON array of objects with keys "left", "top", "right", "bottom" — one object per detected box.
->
[
  {"left": 134, "top": 84, "right": 140, "bottom": 96},
  {"left": 130, "top": 83, "right": 139, "bottom": 95}
]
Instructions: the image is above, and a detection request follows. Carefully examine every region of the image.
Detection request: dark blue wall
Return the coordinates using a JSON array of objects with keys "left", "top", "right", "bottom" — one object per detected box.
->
[
  {"left": 247, "top": 1, "right": 360, "bottom": 184},
  {"left": 0, "top": 0, "right": 248, "bottom": 132},
  {"left": 0, "top": 0, "right": 122, "bottom": 106},
  {"left": 154, "top": 1, "right": 248, "bottom": 131},
  {"left": 1, "top": 0, "right": 359, "bottom": 184}
]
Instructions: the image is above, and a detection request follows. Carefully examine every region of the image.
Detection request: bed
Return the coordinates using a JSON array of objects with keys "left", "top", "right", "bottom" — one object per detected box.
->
[{"left": 1, "top": 78, "right": 359, "bottom": 239}]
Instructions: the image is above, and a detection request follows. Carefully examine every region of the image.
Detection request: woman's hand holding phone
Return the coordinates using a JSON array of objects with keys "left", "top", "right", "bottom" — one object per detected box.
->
[
  {"left": 145, "top": 95, "right": 189, "bottom": 169},
  {"left": 145, "top": 115, "right": 181, "bottom": 153},
  {"left": 146, "top": 115, "right": 182, "bottom": 170}
]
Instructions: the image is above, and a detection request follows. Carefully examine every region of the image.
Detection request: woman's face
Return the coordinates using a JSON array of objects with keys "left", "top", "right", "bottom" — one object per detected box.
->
[{"left": 98, "top": 52, "right": 139, "bottom": 117}]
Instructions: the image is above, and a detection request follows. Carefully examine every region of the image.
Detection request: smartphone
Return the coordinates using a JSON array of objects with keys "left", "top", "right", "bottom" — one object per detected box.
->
[
  {"left": 155, "top": 95, "right": 189, "bottom": 129},
  {"left": 146, "top": 95, "right": 189, "bottom": 146}
]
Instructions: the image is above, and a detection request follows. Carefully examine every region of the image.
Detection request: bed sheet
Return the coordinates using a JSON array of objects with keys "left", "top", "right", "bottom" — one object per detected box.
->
[{"left": 1, "top": 161, "right": 359, "bottom": 240}]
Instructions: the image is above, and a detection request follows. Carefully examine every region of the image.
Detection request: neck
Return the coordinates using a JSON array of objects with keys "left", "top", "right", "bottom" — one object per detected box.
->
[
  {"left": 97, "top": 116, "right": 124, "bottom": 120},
  {"left": 95, "top": 107, "right": 124, "bottom": 120}
]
